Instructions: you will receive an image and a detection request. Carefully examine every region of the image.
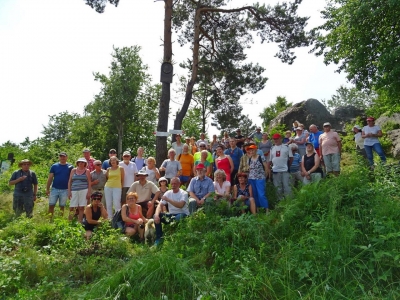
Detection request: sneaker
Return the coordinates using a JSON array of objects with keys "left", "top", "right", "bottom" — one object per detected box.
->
[{"left": 154, "top": 239, "right": 162, "bottom": 246}]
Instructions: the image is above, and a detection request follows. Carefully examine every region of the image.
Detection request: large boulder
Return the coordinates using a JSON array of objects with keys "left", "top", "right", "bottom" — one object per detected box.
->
[
  {"left": 269, "top": 99, "right": 332, "bottom": 130},
  {"left": 268, "top": 99, "right": 364, "bottom": 132}
]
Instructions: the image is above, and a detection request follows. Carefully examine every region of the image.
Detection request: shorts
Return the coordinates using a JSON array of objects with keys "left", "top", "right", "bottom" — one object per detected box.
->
[
  {"left": 70, "top": 189, "right": 88, "bottom": 207},
  {"left": 49, "top": 188, "right": 68, "bottom": 207},
  {"left": 324, "top": 152, "right": 341, "bottom": 172},
  {"left": 179, "top": 176, "right": 190, "bottom": 183}
]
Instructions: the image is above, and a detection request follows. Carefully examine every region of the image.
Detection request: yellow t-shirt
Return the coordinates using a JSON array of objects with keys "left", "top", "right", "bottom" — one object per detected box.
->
[{"left": 105, "top": 167, "right": 122, "bottom": 188}]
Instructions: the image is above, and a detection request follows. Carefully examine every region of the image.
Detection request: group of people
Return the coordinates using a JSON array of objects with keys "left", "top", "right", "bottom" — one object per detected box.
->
[{"left": 8, "top": 116, "right": 387, "bottom": 243}]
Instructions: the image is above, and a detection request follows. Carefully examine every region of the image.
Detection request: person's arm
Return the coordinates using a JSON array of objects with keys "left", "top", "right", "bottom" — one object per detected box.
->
[
  {"left": 159, "top": 160, "right": 167, "bottom": 172},
  {"left": 337, "top": 140, "right": 342, "bottom": 154},
  {"left": 154, "top": 168, "right": 161, "bottom": 180},
  {"left": 105, "top": 168, "right": 110, "bottom": 180},
  {"left": 45, "top": 173, "right": 54, "bottom": 196},
  {"left": 376, "top": 129, "right": 383, "bottom": 137},
  {"left": 228, "top": 156, "right": 234, "bottom": 172},
  {"left": 189, "top": 191, "right": 200, "bottom": 202},
  {"left": 301, "top": 157, "right": 307, "bottom": 176},
  {"left": 361, "top": 130, "right": 367, "bottom": 139},
  {"left": 206, "top": 164, "right": 212, "bottom": 177},
  {"left": 224, "top": 182, "right": 231, "bottom": 196},
  {"left": 68, "top": 169, "right": 75, "bottom": 199},
  {"left": 154, "top": 200, "right": 163, "bottom": 223},
  {"left": 121, "top": 205, "right": 143, "bottom": 225},
  {"left": 33, "top": 184, "right": 38, "bottom": 201},
  {"left": 161, "top": 194, "right": 185, "bottom": 209},
  {"left": 288, "top": 157, "right": 294, "bottom": 168},
  {"left": 100, "top": 202, "right": 108, "bottom": 219},
  {"left": 120, "top": 167, "right": 125, "bottom": 187},
  {"left": 9, "top": 172, "right": 24, "bottom": 186},
  {"left": 91, "top": 172, "right": 99, "bottom": 185},
  {"left": 248, "top": 184, "right": 253, "bottom": 198},
  {"left": 232, "top": 185, "right": 238, "bottom": 199},
  {"left": 266, "top": 161, "right": 272, "bottom": 178},
  {"left": 86, "top": 170, "right": 92, "bottom": 199},
  {"left": 84, "top": 205, "right": 95, "bottom": 224},
  {"left": 176, "top": 162, "right": 182, "bottom": 177},
  {"left": 152, "top": 190, "right": 161, "bottom": 204}
]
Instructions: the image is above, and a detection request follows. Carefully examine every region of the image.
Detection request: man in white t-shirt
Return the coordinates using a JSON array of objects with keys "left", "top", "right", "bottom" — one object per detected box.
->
[
  {"left": 154, "top": 177, "right": 189, "bottom": 245},
  {"left": 361, "top": 116, "right": 386, "bottom": 167},
  {"left": 267, "top": 133, "right": 293, "bottom": 201},
  {"left": 119, "top": 151, "right": 138, "bottom": 205}
]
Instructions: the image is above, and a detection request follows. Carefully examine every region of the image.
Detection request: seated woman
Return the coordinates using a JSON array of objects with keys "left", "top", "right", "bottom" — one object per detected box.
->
[
  {"left": 122, "top": 192, "right": 148, "bottom": 241},
  {"left": 232, "top": 173, "right": 256, "bottom": 215},
  {"left": 301, "top": 142, "right": 322, "bottom": 185},
  {"left": 158, "top": 177, "right": 169, "bottom": 212},
  {"left": 213, "top": 169, "right": 231, "bottom": 200},
  {"left": 82, "top": 192, "right": 108, "bottom": 239}
]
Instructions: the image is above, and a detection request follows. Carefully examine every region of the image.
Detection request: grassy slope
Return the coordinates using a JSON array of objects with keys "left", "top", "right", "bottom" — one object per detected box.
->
[{"left": 1, "top": 161, "right": 400, "bottom": 299}]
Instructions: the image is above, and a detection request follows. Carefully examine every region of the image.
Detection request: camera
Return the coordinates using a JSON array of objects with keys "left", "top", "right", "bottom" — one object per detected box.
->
[{"left": 22, "top": 186, "right": 29, "bottom": 193}]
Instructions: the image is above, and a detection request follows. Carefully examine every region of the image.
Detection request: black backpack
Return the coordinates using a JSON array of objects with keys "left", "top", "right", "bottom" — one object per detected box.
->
[{"left": 111, "top": 205, "right": 129, "bottom": 232}]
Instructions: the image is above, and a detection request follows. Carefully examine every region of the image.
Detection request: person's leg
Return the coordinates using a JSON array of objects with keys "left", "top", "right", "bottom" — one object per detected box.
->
[
  {"left": 311, "top": 173, "right": 322, "bottom": 183},
  {"left": 69, "top": 191, "right": 79, "bottom": 220},
  {"left": 324, "top": 154, "right": 334, "bottom": 174},
  {"left": 121, "top": 187, "right": 129, "bottom": 206},
  {"left": 104, "top": 187, "right": 113, "bottom": 219},
  {"left": 146, "top": 201, "right": 155, "bottom": 219},
  {"left": 48, "top": 188, "right": 59, "bottom": 216},
  {"left": 59, "top": 189, "right": 68, "bottom": 216},
  {"left": 372, "top": 143, "right": 387, "bottom": 164},
  {"left": 125, "top": 226, "right": 137, "bottom": 237},
  {"left": 85, "top": 230, "right": 93, "bottom": 240},
  {"left": 248, "top": 179, "right": 259, "bottom": 207},
  {"left": 247, "top": 198, "right": 256, "bottom": 215},
  {"left": 331, "top": 152, "right": 341, "bottom": 176},
  {"left": 188, "top": 197, "right": 197, "bottom": 215},
  {"left": 255, "top": 179, "right": 268, "bottom": 209},
  {"left": 24, "top": 195, "right": 34, "bottom": 218},
  {"left": 364, "top": 145, "right": 374, "bottom": 166},
  {"left": 282, "top": 172, "right": 291, "bottom": 197},
  {"left": 273, "top": 172, "right": 283, "bottom": 201},
  {"left": 112, "top": 188, "right": 122, "bottom": 215},
  {"left": 13, "top": 195, "right": 23, "bottom": 217},
  {"left": 78, "top": 207, "right": 85, "bottom": 223}
]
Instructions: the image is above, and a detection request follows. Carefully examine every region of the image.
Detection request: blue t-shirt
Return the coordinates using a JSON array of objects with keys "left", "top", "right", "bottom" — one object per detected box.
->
[
  {"left": 224, "top": 147, "right": 243, "bottom": 171},
  {"left": 49, "top": 163, "right": 72, "bottom": 189},
  {"left": 308, "top": 131, "right": 323, "bottom": 149},
  {"left": 290, "top": 153, "right": 302, "bottom": 173}
]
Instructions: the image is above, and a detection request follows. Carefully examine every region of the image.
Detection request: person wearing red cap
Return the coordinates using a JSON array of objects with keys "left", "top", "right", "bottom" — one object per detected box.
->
[
  {"left": 268, "top": 133, "right": 293, "bottom": 201},
  {"left": 187, "top": 163, "right": 215, "bottom": 214},
  {"left": 361, "top": 117, "right": 386, "bottom": 167}
]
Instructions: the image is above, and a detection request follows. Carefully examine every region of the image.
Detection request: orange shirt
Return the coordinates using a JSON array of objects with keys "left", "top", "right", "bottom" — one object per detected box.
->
[{"left": 178, "top": 153, "right": 194, "bottom": 176}]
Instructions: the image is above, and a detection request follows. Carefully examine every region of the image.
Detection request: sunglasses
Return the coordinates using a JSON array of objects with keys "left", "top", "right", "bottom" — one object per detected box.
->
[
  {"left": 199, "top": 145, "right": 206, "bottom": 147},
  {"left": 92, "top": 198, "right": 102, "bottom": 200}
]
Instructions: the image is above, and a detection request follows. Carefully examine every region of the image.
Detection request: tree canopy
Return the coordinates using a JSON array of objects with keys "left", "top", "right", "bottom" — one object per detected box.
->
[
  {"left": 313, "top": 0, "right": 400, "bottom": 104},
  {"left": 259, "top": 96, "right": 292, "bottom": 128}
]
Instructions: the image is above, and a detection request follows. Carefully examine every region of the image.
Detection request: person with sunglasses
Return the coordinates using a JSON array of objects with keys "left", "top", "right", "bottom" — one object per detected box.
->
[
  {"left": 83, "top": 192, "right": 108, "bottom": 239},
  {"left": 9, "top": 159, "right": 38, "bottom": 218},
  {"left": 90, "top": 160, "right": 107, "bottom": 206}
]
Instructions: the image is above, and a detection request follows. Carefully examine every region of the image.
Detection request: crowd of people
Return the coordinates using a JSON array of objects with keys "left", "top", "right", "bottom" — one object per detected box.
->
[{"left": 8, "top": 117, "right": 387, "bottom": 245}]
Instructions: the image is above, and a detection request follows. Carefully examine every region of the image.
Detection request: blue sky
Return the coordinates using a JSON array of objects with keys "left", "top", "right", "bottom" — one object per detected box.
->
[{"left": 0, "top": 0, "right": 348, "bottom": 144}]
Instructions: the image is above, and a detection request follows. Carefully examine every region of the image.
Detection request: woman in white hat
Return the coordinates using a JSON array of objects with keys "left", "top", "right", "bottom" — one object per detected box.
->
[{"left": 68, "top": 158, "right": 91, "bottom": 222}]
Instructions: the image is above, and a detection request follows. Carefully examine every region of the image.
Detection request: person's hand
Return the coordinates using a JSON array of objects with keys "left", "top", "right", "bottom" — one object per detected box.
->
[
  {"left": 197, "top": 198, "right": 205, "bottom": 206},
  {"left": 93, "top": 179, "right": 99, "bottom": 184},
  {"left": 86, "top": 192, "right": 90, "bottom": 200},
  {"left": 46, "top": 190, "right": 50, "bottom": 196},
  {"left": 68, "top": 191, "right": 72, "bottom": 199},
  {"left": 161, "top": 195, "right": 168, "bottom": 202},
  {"left": 137, "top": 218, "right": 144, "bottom": 225},
  {"left": 154, "top": 215, "right": 160, "bottom": 224},
  {"left": 19, "top": 176, "right": 27, "bottom": 182},
  {"left": 98, "top": 203, "right": 103, "bottom": 208},
  {"left": 33, "top": 195, "right": 37, "bottom": 201},
  {"left": 97, "top": 220, "right": 102, "bottom": 225}
]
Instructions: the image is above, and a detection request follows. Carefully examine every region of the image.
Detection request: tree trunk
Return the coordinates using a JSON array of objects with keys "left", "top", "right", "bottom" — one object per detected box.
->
[
  {"left": 173, "top": 7, "right": 201, "bottom": 132},
  {"left": 155, "top": 0, "right": 173, "bottom": 167},
  {"left": 117, "top": 124, "right": 123, "bottom": 158}
]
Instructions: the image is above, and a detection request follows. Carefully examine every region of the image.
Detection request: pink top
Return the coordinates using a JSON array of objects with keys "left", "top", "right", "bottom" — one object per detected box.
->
[
  {"left": 319, "top": 131, "right": 341, "bottom": 156},
  {"left": 125, "top": 205, "right": 141, "bottom": 226},
  {"left": 216, "top": 156, "right": 231, "bottom": 182}
]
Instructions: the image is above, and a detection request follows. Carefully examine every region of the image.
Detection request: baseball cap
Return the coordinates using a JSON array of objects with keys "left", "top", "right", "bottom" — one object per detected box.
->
[
  {"left": 366, "top": 117, "right": 375, "bottom": 121},
  {"left": 59, "top": 152, "right": 67, "bottom": 156},
  {"left": 83, "top": 149, "right": 90, "bottom": 153},
  {"left": 123, "top": 151, "right": 131, "bottom": 156},
  {"left": 272, "top": 133, "right": 281, "bottom": 139},
  {"left": 196, "top": 163, "right": 206, "bottom": 169},
  {"left": 109, "top": 149, "right": 117, "bottom": 154},
  {"left": 323, "top": 122, "right": 331, "bottom": 127}
]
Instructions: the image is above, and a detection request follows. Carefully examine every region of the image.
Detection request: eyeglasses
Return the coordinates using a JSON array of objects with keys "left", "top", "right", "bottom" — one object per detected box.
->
[
  {"left": 127, "top": 198, "right": 136, "bottom": 201},
  {"left": 92, "top": 198, "right": 101, "bottom": 201}
]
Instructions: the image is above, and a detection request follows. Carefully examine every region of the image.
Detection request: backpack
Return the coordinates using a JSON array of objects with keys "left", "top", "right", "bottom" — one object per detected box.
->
[
  {"left": 248, "top": 155, "right": 265, "bottom": 171},
  {"left": 131, "top": 157, "right": 147, "bottom": 167},
  {"left": 111, "top": 205, "right": 129, "bottom": 232}
]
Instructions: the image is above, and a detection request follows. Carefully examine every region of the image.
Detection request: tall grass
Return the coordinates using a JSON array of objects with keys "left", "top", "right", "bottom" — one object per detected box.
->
[{"left": 1, "top": 161, "right": 400, "bottom": 299}]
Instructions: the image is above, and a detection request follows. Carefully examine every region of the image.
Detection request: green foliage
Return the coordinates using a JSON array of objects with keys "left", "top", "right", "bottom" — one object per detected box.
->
[
  {"left": 322, "top": 85, "right": 377, "bottom": 112},
  {"left": 259, "top": 96, "right": 292, "bottom": 128},
  {"left": 313, "top": 0, "right": 400, "bottom": 106},
  {"left": 181, "top": 107, "right": 203, "bottom": 139}
]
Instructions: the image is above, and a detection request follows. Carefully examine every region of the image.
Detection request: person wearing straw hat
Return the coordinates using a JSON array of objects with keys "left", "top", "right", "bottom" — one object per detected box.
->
[{"left": 9, "top": 159, "right": 38, "bottom": 218}]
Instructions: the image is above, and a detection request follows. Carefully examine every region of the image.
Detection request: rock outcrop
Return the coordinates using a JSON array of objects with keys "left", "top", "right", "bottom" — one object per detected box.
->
[
  {"left": 376, "top": 113, "right": 400, "bottom": 158},
  {"left": 268, "top": 99, "right": 364, "bottom": 132}
]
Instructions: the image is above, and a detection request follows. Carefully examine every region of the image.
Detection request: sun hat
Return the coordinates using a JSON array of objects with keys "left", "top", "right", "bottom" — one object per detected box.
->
[
  {"left": 76, "top": 158, "right": 88, "bottom": 165},
  {"left": 18, "top": 159, "right": 32, "bottom": 167},
  {"left": 123, "top": 151, "right": 131, "bottom": 156},
  {"left": 246, "top": 144, "right": 258, "bottom": 150},
  {"left": 353, "top": 125, "right": 361, "bottom": 130},
  {"left": 136, "top": 170, "right": 149, "bottom": 176},
  {"left": 83, "top": 149, "right": 90, "bottom": 153},
  {"left": 323, "top": 122, "right": 331, "bottom": 127},
  {"left": 158, "top": 177, "right": 168, "bottom": 183}
]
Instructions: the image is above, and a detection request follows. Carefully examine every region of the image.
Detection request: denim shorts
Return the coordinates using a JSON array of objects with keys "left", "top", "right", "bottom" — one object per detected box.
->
[{"left": 49, "top": 188, "right": 68, "bottom": 207}]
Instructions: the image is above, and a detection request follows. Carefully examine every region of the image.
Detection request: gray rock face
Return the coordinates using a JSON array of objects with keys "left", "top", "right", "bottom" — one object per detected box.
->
[{"left": 269, "top": 99, "right": 363, "bottom": 132}]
